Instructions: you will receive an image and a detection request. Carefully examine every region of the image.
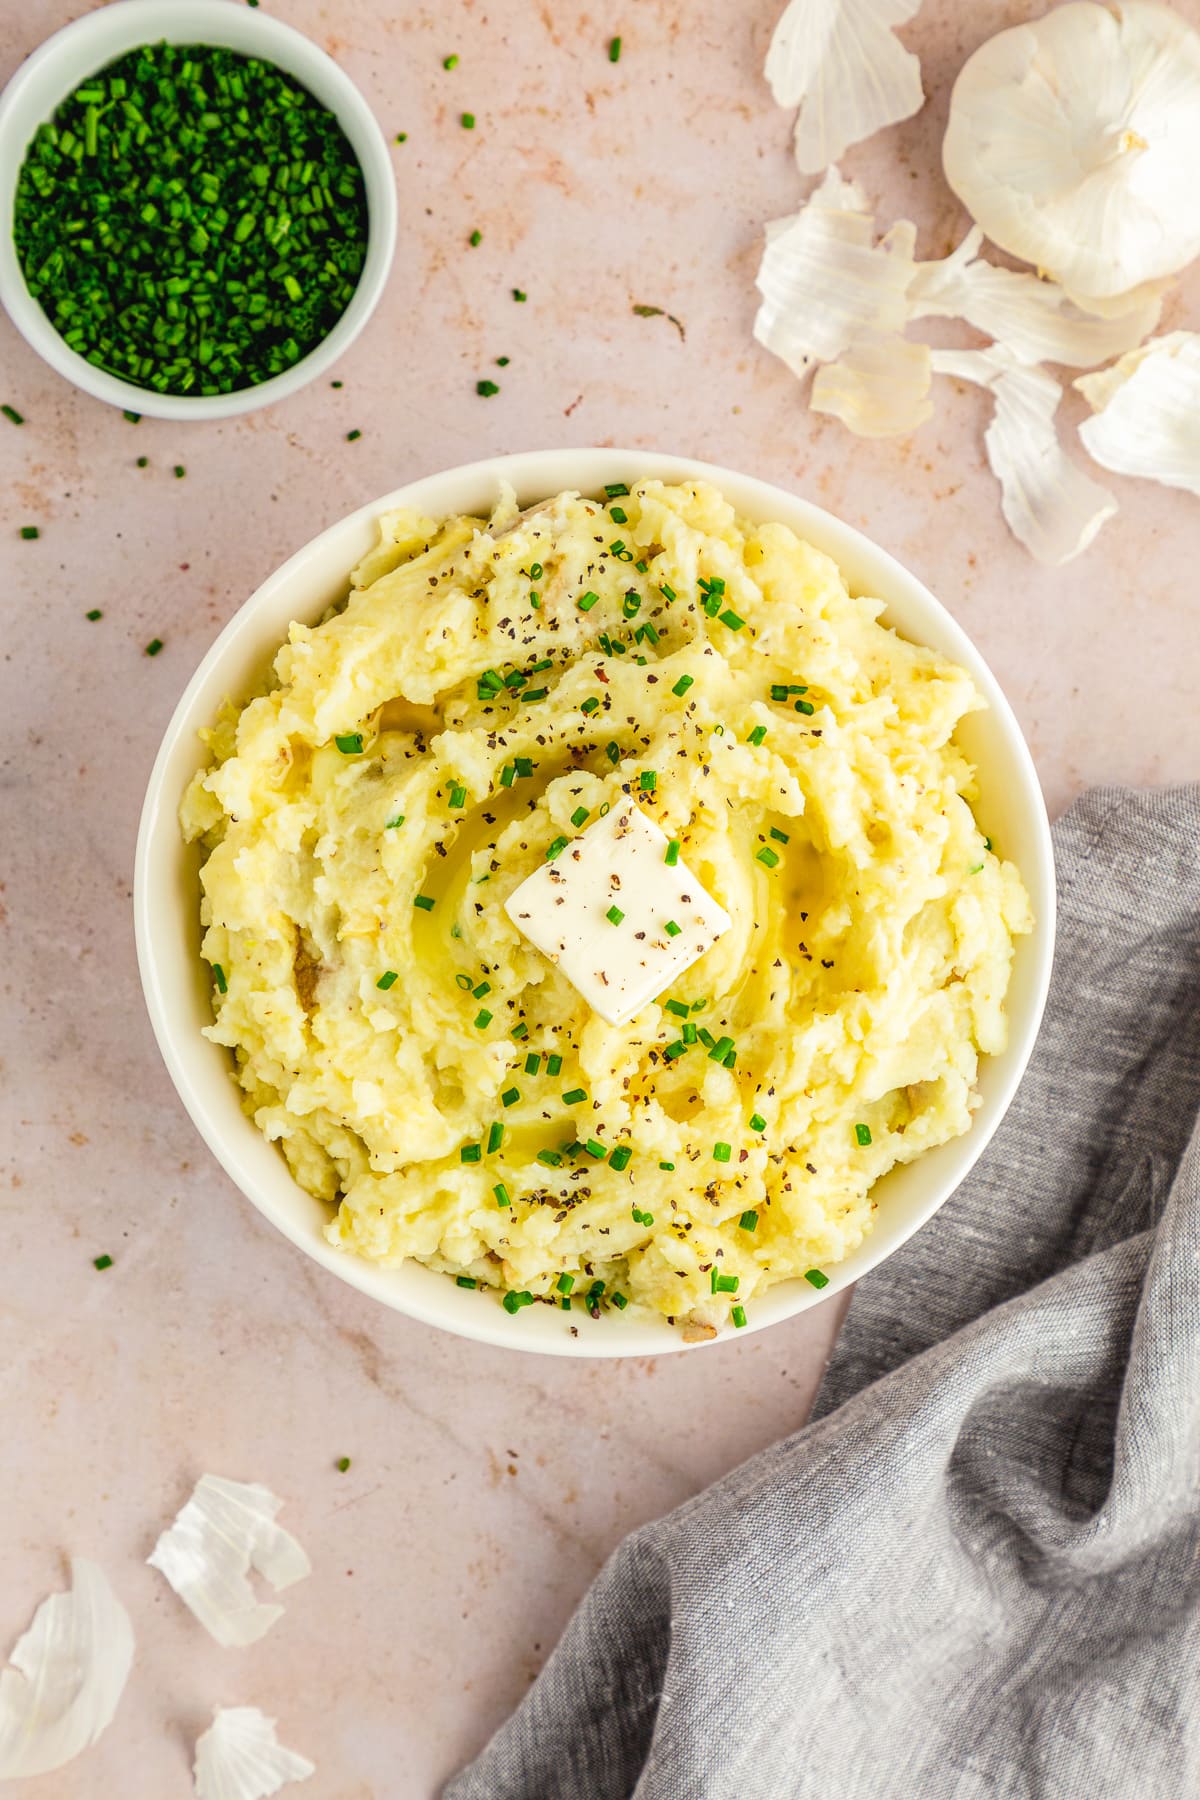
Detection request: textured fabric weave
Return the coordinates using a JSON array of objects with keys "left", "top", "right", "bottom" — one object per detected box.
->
[{"left": 446, "top": 787, "right": 1200, "bottom": 1800}]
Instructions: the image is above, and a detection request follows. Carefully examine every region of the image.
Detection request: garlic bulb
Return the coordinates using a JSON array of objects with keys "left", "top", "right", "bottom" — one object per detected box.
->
[
  {"left": 943, "top": 2, "right": 1200, "bottom": 301},
  {"left": 1076, "top": 331, "right": 1200, "bottom": 495},
  {"left": 765, "top": 0, "right": 924, "bottom": 175}
]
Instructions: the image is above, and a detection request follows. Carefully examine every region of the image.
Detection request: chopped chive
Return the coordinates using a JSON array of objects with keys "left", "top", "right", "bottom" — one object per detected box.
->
[
  {"left": 561, "top": 1295, "right": 572, "bottom": 1310},
  {"left": 664, "top": 1040, "right": 687, "bottom": 1060},
  {"left": 769, "top": 827, "right": 790, "bottom": 843},
  {"left": 476, "top": 378, "right": 499, "bottom": 396},
  {"left": 639, "top": 770, "right": 656, "bottom": 792},
  {"left": 571, "top": 806, "right": 590, "bottom": 827},
  {"left": 587, "top": 1279, "right": 606, "bottom": 1300},
  {"left": 584, "top": 1138, "right": 606, "bottom": 1159},
  {"left": 455, "top": 972, "right": 473, "bottom": 990},
  {"left": 750, "top": 1112, "right": 766, "bottom": 1132},
  {"left": 606, "top": 740, "right": 621, "bottom": 763},
  {"left": 711, "top": 1269, "right": 738, "bottom": 1292},
  {"left": 731, "top": 1305, "right": 747, "bottom": 1328},
  {"left": 20, "top": 525, "right": 39, "bottom": 540},
  {"left": 610, "top": 505, "right": 628, "bottom": 523},
  {"left": 469, "top": 228, "right": 482, "bottom": 245},
  {"left": 622, "top": 591, "right": 641, "bottom": 619},
  {"left": 212, "top": 963, "right": 228, "bottom": 994},
  {"left": 376, "top": 970, "right": 399, "bottom": 990},
  {"left": 659, "top": 1160, "right": 675, "bottom": 1171},
  {"left": 983, "top": 835, "right": 994, "bottom": 852},
  {"left": 577, "top": 590, "right": 599, "bottom": 612},
  {"left": 660, "top": 582, "right": 676, "bottom": 602},
  {"left": 456, "top": 1275, "right": 477, "bottom": 1288},
  {"left": 606, "top": 904, "right": 624, "bottom": 925},
  {"left": 123, "top": 410, "right": 141, "bottom": 423},
  {"left": 722, "top": 1048, "right": 737, "bottom": 1070},
  {"left": 443, "top": 53, "right": 460, "bottom": 69},
  {"left": 414, "top": 894, "right": 436, "bottom": 910},
  {"left": 2, "top": 405, "right": 23, "bottom": 425},
  {"left": 713, "top": 1142, "right": 732, "bottom": 1163},
  {"left": 346, "top": 428, "right": 362, "bottom": 442},
  {"left": 708, "top": 1036, "right": 734, "bottom": 1062},
  {"left": 523, "top": 688, "right": 549, "bottom": 702},
  {"left": 557, "top": 1272, "right": 575, "bottom": 1293},
  {"left": 664, "top": 839, "right": 681, "bottom": 867},
  {"left": 581, "top": 696, "right": 600, "bottom": 715},
  {"left": 756, "top": 845, "right": 780, "bottom": 868},
  {"left": 855, "top": 1122, "right": 872, "bottom": 1146},
  {"left": 665, "top": 999, "right": 689, "bottom": 1017},
  {"left": 719, "top": 609, "right": 745, "bottom": 631},
  {"left": 698, "top": 1028, "right": 716, "bottom": 1049},
  {"left": 513, "top": 288, "right": 527, "bottom": 302},
  {"left": 537, "top": 1149, "right": 563, "bottom": 1168},
  {"left": 608, "top": 35, "right": 622, "bottom": 61},
  {"left": 562, "top": 1087, "right": 586, "bottom": 1104},
  {"left": 804, "top": 1268, "right": 830, "bottom": 1289},
  {"left": 546, "top": 835, "right": 570, "bottom": 860},
  {"left": 503, "top": 1290, "right": 534, "bottom": 1313},
  {"left": 473, "top": 1009, "right": 492, "bottom": 1030},
  {"left": 604, "top": 482, "right": 630, "bottom": 497},
  {"left": 136, "top": 456, "right": 148, "bottom": 467},
  {"left": 794, "top": 699, "right": 815, "bottom": 715},
  {"left": 86, "top": 608, "right": 102, "bottom": 621},
  {"left": 969, "top": 862, "right": 985, "bottom": 875},
  {"left": 502, "top": 1087, "right": 520, "bottom": 1107},
  {"left": 93, "top": 1254, "right": 114, "bottom": 1270},
  {"left": 524, "top": 1052, "right": 541, "bottom": 1075},
  {"left": 739, "top": 1209, "right": 759, "bottom": 1232},
  {"left": 335, "top": 732, "right": 364, "bottom": 754},
  {"left": 747, "top": 725, "right": 767, "bottom": 746},
  {"left": 145, "top": 637, "right": 163, "bottom": 656},
  {"left": 472, "top": 981, "right": 491, "bottom": 999},
  {"left": 449, "top": 782, "right": 467, "bottom": 808},
  {"left": 385, "top": 813, "right": 405, "bottom": 829},
  {"left": 494, "top": 1182, "right": 511, "bottom": 1206},
  {"left": 672, "top": 675, "right": 694, "bottom": 698},
  {"left": 500, "top": 763, "right": 516, "bottom": 787},
  {"left": 612, "top": 1291, "right": 629, "bottom": 1309},
  {"left": 460, "top": 1143, "right": 482, "bottom": 1163},
  {"left": 396, "top": 131, "right": 408, "bottom": 141},
  {"left": 632, "top": 1206, "right": 653, "bottom": 1225},
  {"left": 546, "top": 1053, "right": 563, "bottom": 1076},
  {"left": 609, "top": 1145, "right": 632, "bottom": 1171},
  {"left": 665, "top": 919, "right": 681, "bottom": 937},
  {"left": 173, "top": 465, "right": 186, "bottom": 479},
  {"left": 487, "top": 1121, "right": 504, "bottom": 1153},
  {"left": 682, "top": 1023, "right": 697, "bottom": 1044},
  {"left": 461, "top": 112, "right": 476, "bottom": 128},
  {"left": 336, "top": 1455, "right": 352, "bottom": 1470}
]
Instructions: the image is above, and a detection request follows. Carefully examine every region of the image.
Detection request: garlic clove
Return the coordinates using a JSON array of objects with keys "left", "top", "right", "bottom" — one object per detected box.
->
[
  {"left": 932, "top": 347, "right": 1117, "bottom": 564},
  {"left": 943, "top": 1, "right": 1200, "bottom": 300},
  {"left": 1076, "top": 331, "right": 1200, "bottom": 496},
  {"left": 765, "top": 0, "right": 924, "bottom": 175},
  {"left": 753, "top": 169, "right": 917, "bottom": 377},
  {"left": 910, "top": 230, "right": 1163, "bottom": 367},
  {"left": 811, "top": 334, "right": 933, "bottom": 437}
]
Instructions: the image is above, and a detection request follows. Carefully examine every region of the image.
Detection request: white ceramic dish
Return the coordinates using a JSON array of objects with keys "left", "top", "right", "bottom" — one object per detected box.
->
[
  {"left": 135, "top": 449, "right": 1056, "bottom": 1357},
  {"left": 0, "top": 0, "right": 396, "bottom": 420}
]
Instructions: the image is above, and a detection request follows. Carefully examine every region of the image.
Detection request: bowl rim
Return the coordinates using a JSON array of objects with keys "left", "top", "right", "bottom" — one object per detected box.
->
[
  {"left": 0, "top": 0, "right": 397, "bottom": 420},
  {"left": 134, "top": 447, "right": 1057, "bottom": 1357}
]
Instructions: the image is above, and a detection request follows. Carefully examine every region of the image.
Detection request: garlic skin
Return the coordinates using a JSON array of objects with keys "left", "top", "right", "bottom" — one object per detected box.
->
[
  {"left": 943, "top": 1, "right": 1200, "bottom": 301},
  {"left": 753, "top": 169, "right": 916, "bottom": 376},
  {"left": 765, "top": 0, "right": 924, "bottom": 175},
  {"left": 1076, "top": 332, "right": 1200, "bottom": 495},
  {"left": 932, "top": 347, "right": 1118, "bottom": 564},
  {"left": 812, "top": 335, "right": 932, "bottom": 437}
]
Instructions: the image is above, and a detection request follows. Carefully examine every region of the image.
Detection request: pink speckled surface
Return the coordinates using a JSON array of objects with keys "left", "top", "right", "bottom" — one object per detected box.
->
[{"left": 1, "top": 0, "right": 1198, "bottom": 1795}]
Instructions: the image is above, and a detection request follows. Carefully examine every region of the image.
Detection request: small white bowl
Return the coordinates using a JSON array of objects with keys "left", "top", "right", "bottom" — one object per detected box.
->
[
  {"left": 0, "top": 0, "right": 396, "bottom": 420},
  {"left": 135, "top": 449, "right": 1056, "bottom": 1357}
]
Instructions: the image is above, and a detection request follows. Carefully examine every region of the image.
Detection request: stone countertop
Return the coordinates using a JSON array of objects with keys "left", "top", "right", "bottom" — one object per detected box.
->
[{"left": 1, "top": 0, "right": 1196, "bottom": 1794}]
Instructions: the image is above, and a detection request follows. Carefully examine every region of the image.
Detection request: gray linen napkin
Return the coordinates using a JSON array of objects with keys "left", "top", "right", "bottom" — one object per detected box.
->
[{"left": 445, "top": 786, "right": 1200, "bottom": 1800}]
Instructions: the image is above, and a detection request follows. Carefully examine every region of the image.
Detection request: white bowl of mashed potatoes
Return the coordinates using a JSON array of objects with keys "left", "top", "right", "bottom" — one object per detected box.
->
[{"left": 135, "top": 450, "right": 1055, "bottom": 1356}]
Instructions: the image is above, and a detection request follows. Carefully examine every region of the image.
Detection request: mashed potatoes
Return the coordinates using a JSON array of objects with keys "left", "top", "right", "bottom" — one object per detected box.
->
[{"left": 182, "top": 479, "right": 1031, "bottom": 1331}]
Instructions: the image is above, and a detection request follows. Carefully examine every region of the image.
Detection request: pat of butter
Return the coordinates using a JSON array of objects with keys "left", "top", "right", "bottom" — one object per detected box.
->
[{"left": 505, "top": 800, "right": 731, "bottom": 1027}]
